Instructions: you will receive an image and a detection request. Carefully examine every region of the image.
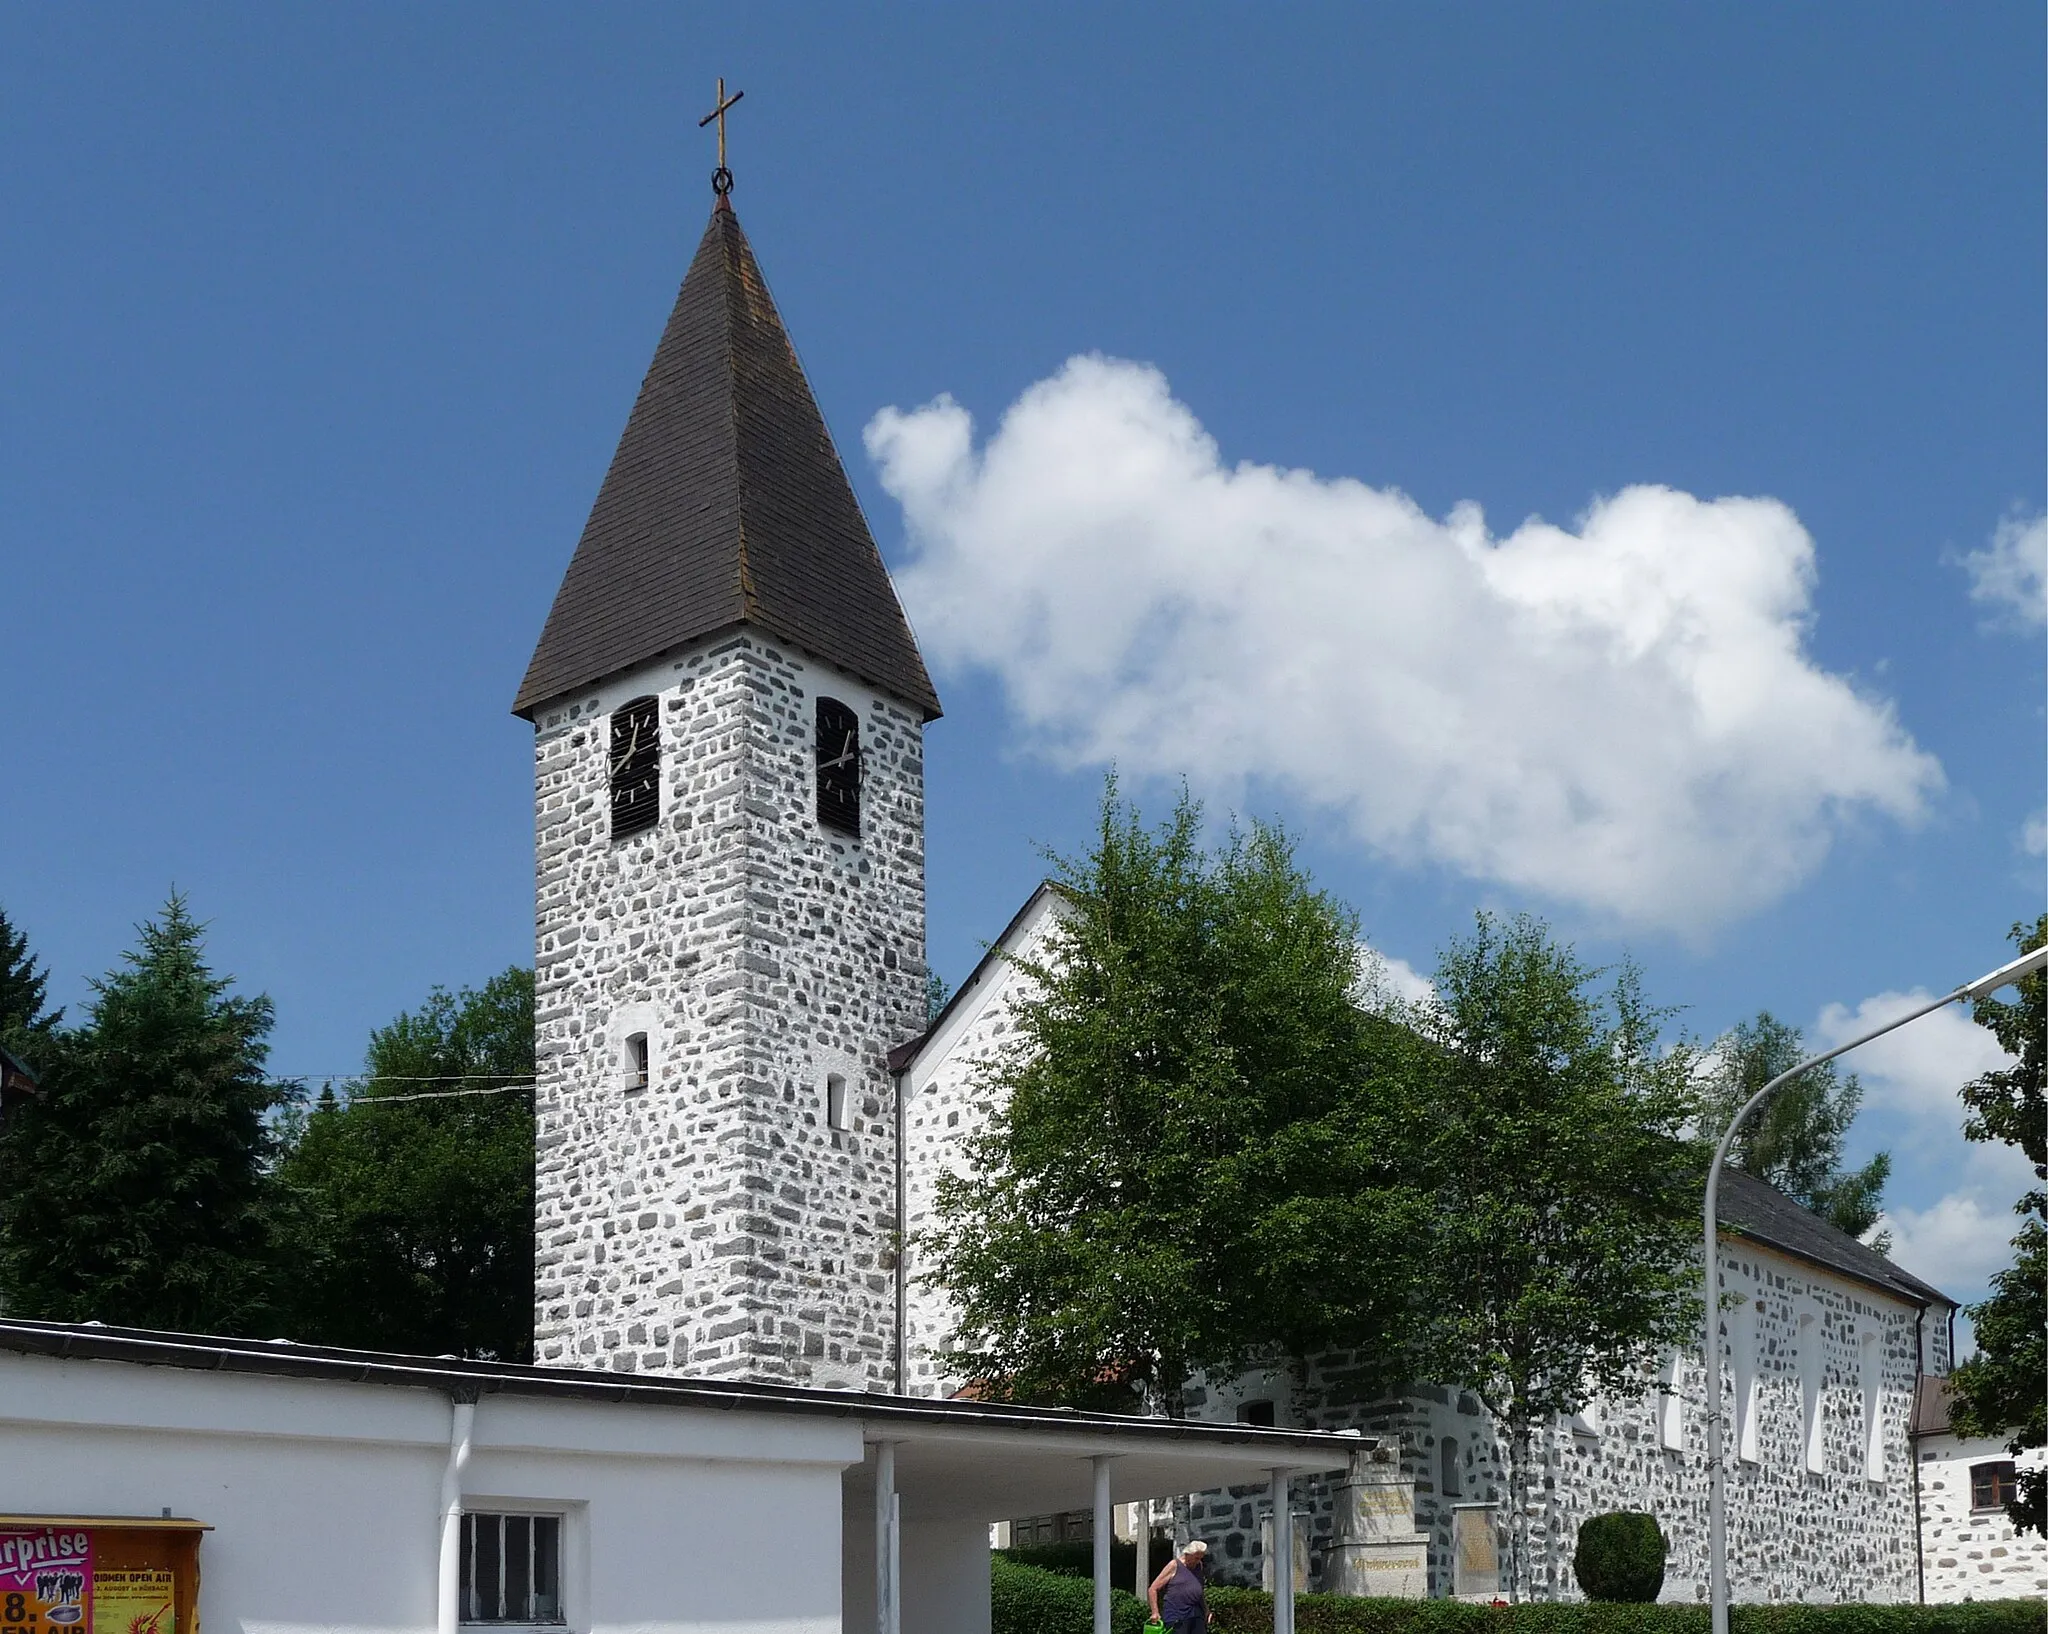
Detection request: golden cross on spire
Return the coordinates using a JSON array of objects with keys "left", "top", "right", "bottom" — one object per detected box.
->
[{"left": 698, "top": 78, "right": 744, "bottom": 196}]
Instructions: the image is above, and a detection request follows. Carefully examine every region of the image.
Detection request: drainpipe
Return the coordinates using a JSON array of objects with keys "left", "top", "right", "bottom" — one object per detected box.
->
[
  {"left": 436, "top": 1390, "right": 478, "bottom": 1634},
  {"left": 1911, "top": 1307, "right": 1927, "bottom": 1605},
  {"left": 892, "top": 1064, "right": 909, "bottom": 1395}
]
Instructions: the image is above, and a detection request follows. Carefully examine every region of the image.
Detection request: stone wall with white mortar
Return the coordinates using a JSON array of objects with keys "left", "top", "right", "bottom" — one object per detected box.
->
[
  {"left": 529, "top": 630, "right": 927, "bottom": 1387},
  {"left": 1182, "top": 1239, "right": 1940, "bottom": 1602},
  {"left": 1917, "top": 1433, "right": 2048, "bottom": 1601}
]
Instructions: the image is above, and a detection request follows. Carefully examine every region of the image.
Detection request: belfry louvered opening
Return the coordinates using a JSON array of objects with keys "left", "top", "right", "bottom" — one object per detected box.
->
[
  {"left": 816, "top": 697, "right": 861, "bottom": 837},
  {"left": 609, "top": 695, "right": 660, "bottom": 840}
]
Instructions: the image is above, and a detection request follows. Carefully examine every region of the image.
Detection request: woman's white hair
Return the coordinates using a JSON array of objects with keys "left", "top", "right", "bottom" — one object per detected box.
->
[{"left": 1180, "top": 1540, "right": 1208, "bottom": 1556}]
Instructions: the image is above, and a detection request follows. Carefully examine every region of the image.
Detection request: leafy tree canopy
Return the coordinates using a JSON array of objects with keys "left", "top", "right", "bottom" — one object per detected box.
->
[
  {"left": 274, "top": 967, "right": 535, "bottom": 1361},
  {"left": 921, "top": 781, "right": 1425, "bottom": 1415},
  {"left": 0, "top": 893, "right": 289, "bottom": 1333},
  {"left": 1959, "top": 914, "right": 2046, "bottom": 1211},
  {"left": 1404, "top": 912, "right": 1703, "bottom": 1599},
  {"left": 1947, "top": 914, "right": 2046, "bottom": 1537},
  {"left": 1702, "top": 1012, "right": 1890, "bottom": 1242}
]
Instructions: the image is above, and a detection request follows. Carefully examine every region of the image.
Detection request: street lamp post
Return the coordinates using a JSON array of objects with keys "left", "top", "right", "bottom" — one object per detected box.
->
[{"left": 1703, "top": 942, "right": 2047, "bottom": 1632}]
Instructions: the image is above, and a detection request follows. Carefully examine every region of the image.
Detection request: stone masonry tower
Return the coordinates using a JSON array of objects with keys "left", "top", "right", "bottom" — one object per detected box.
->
[{"left": 513, "top": 193, "right": 941, "bottom": 1386}]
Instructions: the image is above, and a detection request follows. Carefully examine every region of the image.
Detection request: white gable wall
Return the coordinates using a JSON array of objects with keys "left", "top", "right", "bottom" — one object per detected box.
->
[{"left": 899, "top": 887, "right": 1068, "bottom": 1398}]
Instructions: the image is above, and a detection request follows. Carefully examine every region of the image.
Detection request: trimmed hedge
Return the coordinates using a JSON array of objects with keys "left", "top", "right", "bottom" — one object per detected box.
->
[
  {"left": 1204, "top": 1587, "right": 2047, "bottom": 1634},
  {"left": 991, "top": 1559, "right": 2045, "bottom": 1634},
  {"left": 992, "top": 1557, "right": 1149, "bottom": 1634},
  {"left": 999, "top": 1540, "right": 1181, "bottom": 1584}
]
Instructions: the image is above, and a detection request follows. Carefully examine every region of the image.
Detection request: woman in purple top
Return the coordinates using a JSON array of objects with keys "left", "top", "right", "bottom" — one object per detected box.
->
[{"left": 1149, "top": 1540, "right": 1211, "bottom": 1634}]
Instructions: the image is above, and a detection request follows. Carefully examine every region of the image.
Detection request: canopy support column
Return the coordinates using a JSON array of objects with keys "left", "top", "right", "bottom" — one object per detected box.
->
[
  {"left": 876, "top": 1441, "right": 900, "bottom": 1634},
  {"left": 1092, "top": 1455, "right": 1115, "bottom": 1634},
  {"left": 1269, "top": 1469, "right": 1293, "bottom": 1634}
]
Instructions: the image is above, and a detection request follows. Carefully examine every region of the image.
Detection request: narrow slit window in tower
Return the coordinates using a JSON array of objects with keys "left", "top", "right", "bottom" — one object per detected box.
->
[
  {"left": 625, "top": 1033, "right": 649, "bottom": 1093},
  {"left": 1440, "top": 1436, "right": 1461, "bottom": 1496},
  {"left": 816, "top": 698, "right": 861, "bottom": 837},
  {"left": 610, "top": 695, "right": 660, "bottom": 840},
  {"left": 826, "top": 1072, "right": 848, "bottom": 1130}
]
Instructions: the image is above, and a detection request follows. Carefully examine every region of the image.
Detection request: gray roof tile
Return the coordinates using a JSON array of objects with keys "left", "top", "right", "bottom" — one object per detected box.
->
[
  {"left": 1719, "top": 1167, "right": 1951, "bottom": 1308},
  {"left": 514, "top": 202, "right": 939, "bottom": 720}
]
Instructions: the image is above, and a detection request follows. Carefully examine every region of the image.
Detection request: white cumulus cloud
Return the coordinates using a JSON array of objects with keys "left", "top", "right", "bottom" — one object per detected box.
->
[
  {"left": 869, "top": 356, "right": 1943, "bottom": 933},
  {"left": 2022, "top": 811, "right": 2046, "bottom": 858},
  {"left": 1814, "top": 989, "right": 2015, "bottom": 1121},
  {"left": 1816, "top": 987, "right": 2029, "bottom": 1305},
  {"left": 1959, "top": 510, "right": 2047, "bottom": 629},
  {"left": 1879, "top": 1192, "right": 2023, "bottom": 1299}
]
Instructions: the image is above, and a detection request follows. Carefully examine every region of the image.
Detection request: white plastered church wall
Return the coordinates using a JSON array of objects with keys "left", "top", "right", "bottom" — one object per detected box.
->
[
  {"left": 531, "top": 630, "right": 928, "bottom": 1387},
  {"left": 1916, "top": 1431, "right": 2048, "bottom": 1601}
]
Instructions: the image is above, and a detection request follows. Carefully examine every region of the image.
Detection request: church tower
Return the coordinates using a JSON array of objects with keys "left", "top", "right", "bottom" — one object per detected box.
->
[{"left": 513, "top": 177, "right": 940, "bottom": 1386}]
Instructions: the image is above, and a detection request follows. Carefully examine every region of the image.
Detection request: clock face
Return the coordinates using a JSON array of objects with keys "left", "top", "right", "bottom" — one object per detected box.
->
[
  {"left": 610, "top": 697, "right": 661, "bottom": 839},
  {"left": 816, "top": 699, "right": 861, "bottom": 837}
]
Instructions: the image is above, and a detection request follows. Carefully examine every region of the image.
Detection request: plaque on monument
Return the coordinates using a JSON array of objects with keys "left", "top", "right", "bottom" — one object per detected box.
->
[
  {"left": 1258, "top": 1515, "right": 1309, "bottom": 1593},
  {"left": 1450, "top": 1504, "right": 1501, "bottom": 1599},
  {"left": 1322, "top": 1443, "right": 1433, "bottom": 1599}
]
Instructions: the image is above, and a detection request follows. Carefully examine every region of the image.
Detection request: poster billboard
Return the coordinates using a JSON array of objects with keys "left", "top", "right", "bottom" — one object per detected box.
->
[{"left": 0, "top": 1523, "right": 197, "bottom": 1634}]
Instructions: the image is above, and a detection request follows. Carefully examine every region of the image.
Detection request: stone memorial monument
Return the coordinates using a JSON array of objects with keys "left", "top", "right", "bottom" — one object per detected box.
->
[
  {"left": 1322, "top": 1443, "right": 1429, "bottom": 1598},
  {"left": 1450, "top": 1503, "right": 1502, "bottom": 1600}
]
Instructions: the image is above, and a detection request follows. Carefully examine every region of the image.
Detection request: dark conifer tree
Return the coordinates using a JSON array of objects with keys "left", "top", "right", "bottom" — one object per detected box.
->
[
  {"left": 0, "top": 894, "right": 289, "bottom": 1332},
  {"left": 0, "top": 903, "right": 59, "bottom": 1058}
]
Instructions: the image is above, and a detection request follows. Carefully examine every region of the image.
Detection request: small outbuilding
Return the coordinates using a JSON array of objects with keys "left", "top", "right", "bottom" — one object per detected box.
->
[{"left": 0, "top": 1319, "right": 1361, "bottom": 1634}]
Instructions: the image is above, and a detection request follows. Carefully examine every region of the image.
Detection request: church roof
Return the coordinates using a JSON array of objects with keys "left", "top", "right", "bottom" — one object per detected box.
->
[
  {"left": 1718, "top": 1166, "right": 1951, "bottom": 1309},
  {"left": 513, "top": 201, "right": 940, "bottom": 721}
]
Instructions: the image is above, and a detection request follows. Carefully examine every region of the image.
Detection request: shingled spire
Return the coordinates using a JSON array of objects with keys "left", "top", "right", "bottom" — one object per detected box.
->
[{"left": 513, "top": 202, "right": 940, "bottom": 721}]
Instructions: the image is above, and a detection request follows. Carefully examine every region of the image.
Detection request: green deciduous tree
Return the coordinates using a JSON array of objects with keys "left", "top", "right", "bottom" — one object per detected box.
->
[
  {"left": 1702, "top": 1012, "right": 1891, "bottom": 1242},
  {"left": 274, "top": 967, "right": 535, "bottom": 1360},
  {"left": 920, "top": 783, "right": 1424, "bottom": 1415},
  {"left": 1947, "top": 914, "right": 2046, "bottom": 1537},
  {"left": 1405, "top": 913, "right": 1702, "bottom": 1601},
  {"left": 0, "top": 894, "right": 290, "bottom": 1333}
]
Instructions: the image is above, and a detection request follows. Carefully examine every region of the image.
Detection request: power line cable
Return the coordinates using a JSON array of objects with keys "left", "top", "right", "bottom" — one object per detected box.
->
[{"left": 275, "top": 1072, "right": 538, "bottom": 1083}]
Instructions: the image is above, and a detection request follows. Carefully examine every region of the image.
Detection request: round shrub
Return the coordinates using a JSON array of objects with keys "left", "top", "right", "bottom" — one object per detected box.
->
[{"left": 1572, "top": 1510, "right": 1666, "bottom": 1603}]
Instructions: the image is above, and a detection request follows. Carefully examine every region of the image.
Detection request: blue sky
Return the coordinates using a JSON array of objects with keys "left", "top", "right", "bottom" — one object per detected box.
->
[{"left": 2, "top": 7, "right": 2041, "bottom": 1311}]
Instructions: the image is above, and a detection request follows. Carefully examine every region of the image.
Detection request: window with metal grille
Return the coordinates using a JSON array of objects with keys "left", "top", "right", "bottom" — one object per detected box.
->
[
  {"left": 609, "top": 696, "right": 660, "bottom": 841},
  {"left": 460, "top": 1512, "right": 563, "bottom": 1624},
  {"left": 816, "top": 698, "right": 861, "bottom": 837},
  {"left": 1971, "top": 1459, "right": 2018, "bottom": 1512}
]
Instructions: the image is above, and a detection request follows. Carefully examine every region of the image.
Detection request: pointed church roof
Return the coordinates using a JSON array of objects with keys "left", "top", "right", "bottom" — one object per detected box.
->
[{"left": 513, "top": 201, "right": 940, "bottom": 721}]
